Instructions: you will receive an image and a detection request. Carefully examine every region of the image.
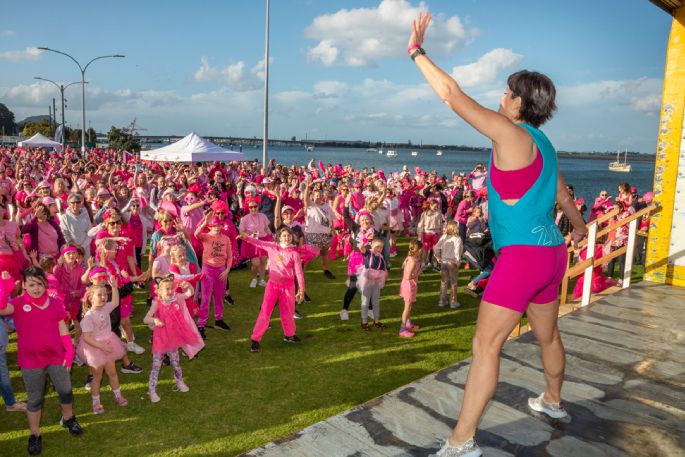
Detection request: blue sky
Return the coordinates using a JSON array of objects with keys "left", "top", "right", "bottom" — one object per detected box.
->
[{"left": 0, "top": 0, "right": 672, "bottom": 153}]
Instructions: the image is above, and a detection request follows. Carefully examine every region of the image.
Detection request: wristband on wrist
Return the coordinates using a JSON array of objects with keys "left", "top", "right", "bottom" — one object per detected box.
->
[
  {"left": 410, "top": 47, "right": 426, "bottom": 61},
  {"left": 407, "top": 44, "right": 421, "bottom": 53}
]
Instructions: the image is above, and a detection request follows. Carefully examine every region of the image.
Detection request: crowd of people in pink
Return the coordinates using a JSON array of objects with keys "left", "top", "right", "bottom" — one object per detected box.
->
[{"left": 0, "top": 144, "right": 652, "bottom": 454}]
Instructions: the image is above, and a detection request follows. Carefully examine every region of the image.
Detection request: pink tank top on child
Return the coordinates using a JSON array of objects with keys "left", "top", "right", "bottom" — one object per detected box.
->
[{"left": 489, "top": 148, "right": 543, "bottom": 200}]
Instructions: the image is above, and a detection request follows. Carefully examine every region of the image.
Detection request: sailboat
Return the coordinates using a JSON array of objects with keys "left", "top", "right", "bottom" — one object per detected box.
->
[{"left": 609, "top": 148, "right": 631, "bottom": 173}]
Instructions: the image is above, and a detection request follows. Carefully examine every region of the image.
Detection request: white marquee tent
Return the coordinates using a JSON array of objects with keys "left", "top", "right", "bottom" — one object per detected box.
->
[
  {"left": 17, "top": 133, "right": 62, "bottom": 148},
  {"left": 140, "top": 132, "right": 245, "bottom": 162}
]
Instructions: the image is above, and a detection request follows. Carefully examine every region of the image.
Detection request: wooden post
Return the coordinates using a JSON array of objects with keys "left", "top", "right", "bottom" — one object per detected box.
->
[
  {"left": 623, "top": 218, "right": 638, "bottom": 288},
  {"left": 581, "top": 222, "right": 597, "bottom": 306}
]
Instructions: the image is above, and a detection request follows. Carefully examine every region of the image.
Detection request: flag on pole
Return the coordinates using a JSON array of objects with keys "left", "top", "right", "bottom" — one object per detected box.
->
[
  {"left": 123, "top": 150, "right": 133, "bottom": 163},
  {"left": 54, "top": 125, "right": 63, "bottom": 144}
]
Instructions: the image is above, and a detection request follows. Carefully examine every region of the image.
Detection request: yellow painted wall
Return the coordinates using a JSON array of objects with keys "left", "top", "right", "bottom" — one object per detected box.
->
[{"left": 645, "top": 5, "right": 685, "bottom": 286}]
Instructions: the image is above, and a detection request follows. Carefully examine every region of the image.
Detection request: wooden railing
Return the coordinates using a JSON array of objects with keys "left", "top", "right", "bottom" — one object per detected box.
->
[{"left": 510, "top": 202, "right": 659, "bottom": 337}]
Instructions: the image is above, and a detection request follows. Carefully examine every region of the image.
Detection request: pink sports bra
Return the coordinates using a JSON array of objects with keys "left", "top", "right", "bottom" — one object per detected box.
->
[{"left": 489, "top": 148, "right": 543, "bottom": 200}]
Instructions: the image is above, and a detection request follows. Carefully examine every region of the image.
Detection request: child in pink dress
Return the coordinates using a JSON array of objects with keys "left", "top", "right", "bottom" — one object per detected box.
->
[
  {"left": 169, "top": 245, "right": 203, "bottom": 319},
  {"left": 399, "top": 239, "right": 423, "bottom": 338},
  {"left": 55, "top": 245, "right": 87, "bottom": 325},
  {"left": 76, "top": 277, "right": 128, "bottom": 414},
  {"left": 242, "top": 227, "right": 318, "bottom": 353},
  {"left": 144, "top": 276, "right": 204, "bottom": 403}
]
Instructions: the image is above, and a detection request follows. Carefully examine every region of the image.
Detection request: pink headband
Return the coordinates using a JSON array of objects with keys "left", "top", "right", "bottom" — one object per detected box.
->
[
  {"left": 60, "top": 246, "right": 78, "bottom": 256},
  {"left": 88, "top": 267, "right": 108, "bottom": 279}
]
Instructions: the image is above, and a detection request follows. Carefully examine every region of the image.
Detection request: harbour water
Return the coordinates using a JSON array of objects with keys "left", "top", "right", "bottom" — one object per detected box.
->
[{"left": 235, "top": 146, "right": 655, "bottom": 206}]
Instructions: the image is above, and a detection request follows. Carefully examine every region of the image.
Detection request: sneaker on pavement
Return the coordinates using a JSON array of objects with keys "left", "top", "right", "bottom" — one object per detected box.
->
[
  {"left": 294, "top": 310, "right": 303, "bottom": 319},
  {"left": 283, "top": 335, "right": 301, "bottom": 343},
  {"left": 399, "top": 329, "right": 415, "bottom": 338},
  {"left": 114, "top": 395, "right": 129, "bottom": 407},
  {"left": 121, "top": 362, "right": 143, "bottom": 374},
  {"left": 450, "top": 302, "right": 461, "bottom": 309},
  {"left": 249, "top": 278, "right": 258, "bottom": 288},
  {"left": 198, "top": 327, "right": 206, "bottom": 340},
  {"left": 528, "top": 392, "right": 569, "bottom": 419},
  {"left": 339, "top": 309, "right": 349, "bottom": 321},
  {"left": 176, "top": 380, "right": 190, "bottom": 393},
  {"left": 323, "top": 270, "right": 336, "bottom": 280},
  {"left": 60, "top": 416, "right": 83, "bottom": 436},
  {"left": 214, "top": 319, "right": 231, "bottom": 330},
  {"left": 431, "top": 438, "right": 482, "bottom": 457},
  {"left": 250, "top": 340, "right": 261, "bottom": 352},
  {"left": 84, "top": 374, "right": 93, "bottom": 391},
  {"left": 28, "top": 434, "right": 42, "bottom": 456},
  {"left": 149, "top": 390, "right": 161, "bottom": 403},
  {"left": 6, "top": 401, "right": 27, "bottom": 412},
  {"left": 258, "top": 279, "right": 267, "bottom": 287},
  {"left": 92, "top": 403, "right": 105, "bottom": 415},
  {"left": 125, "top": 341, "right": 145, "bottom": 355}
]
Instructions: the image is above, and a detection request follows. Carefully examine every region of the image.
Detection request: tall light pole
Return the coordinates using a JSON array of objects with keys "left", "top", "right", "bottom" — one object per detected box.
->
[
  {"left": 34, "top": 77, "right": 86, "bottom": 149},
  {"left": 262, "top": 0, "right": 270, "bottom": 167},
  {"left": 37, "top": 47, "right": 124, "bottom": 156}
]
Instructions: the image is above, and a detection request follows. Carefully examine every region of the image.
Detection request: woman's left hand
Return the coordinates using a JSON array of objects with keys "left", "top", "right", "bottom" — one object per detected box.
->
[{"left": 408, "top": 11, "right": 431, "bottom": 50}]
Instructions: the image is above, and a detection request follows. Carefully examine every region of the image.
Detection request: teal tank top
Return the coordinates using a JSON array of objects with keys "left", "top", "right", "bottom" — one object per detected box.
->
[{"left": 487, "top": 123, "right": 564, "bottom": 252}]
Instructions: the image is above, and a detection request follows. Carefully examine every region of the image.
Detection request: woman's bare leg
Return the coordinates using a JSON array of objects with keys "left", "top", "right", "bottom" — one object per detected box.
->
[
  {"left": 450, "top": 301, "right": 522, "bottom": 444},
  {"left": 526, "top": 300, "right": 565, "bottom": 403}
]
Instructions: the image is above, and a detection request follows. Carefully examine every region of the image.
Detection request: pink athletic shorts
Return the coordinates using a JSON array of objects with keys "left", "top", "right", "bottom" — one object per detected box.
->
[
  {"left": 422, "top": 232, "right": 441, "bottom": 251},
  {"left": 482, "top": 244, "right": 567, "bottom": 313}
]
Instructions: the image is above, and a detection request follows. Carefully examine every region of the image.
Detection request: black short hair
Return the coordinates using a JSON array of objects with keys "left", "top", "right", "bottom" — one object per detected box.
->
[{"left": 507, "top": 70, "right": 557, "bottom": 127}]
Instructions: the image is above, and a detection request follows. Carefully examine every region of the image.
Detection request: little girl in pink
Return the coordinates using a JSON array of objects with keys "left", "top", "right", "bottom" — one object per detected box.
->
[
  {"left": 54, "top": 245, "right": 87, "bottom": 325},
  {"left": 144, "top": 276, "right": 204, "bottom": 403},
  {"left": 76, "top": 277, "right": 128, "bottom": 414},
  {"left": 242, "top": 227, "right": 318, "bottom": 353},
  {"left": 399, "top": 239, "right": 423, "bottom": 338},
  {"left": 168, "top": 245, "right": 203, "bottom": 319}
]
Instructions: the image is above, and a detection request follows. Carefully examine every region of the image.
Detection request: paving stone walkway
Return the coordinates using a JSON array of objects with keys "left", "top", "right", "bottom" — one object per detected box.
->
[{"left": 243, "top": 282, "right": 685, "bottom": 457}]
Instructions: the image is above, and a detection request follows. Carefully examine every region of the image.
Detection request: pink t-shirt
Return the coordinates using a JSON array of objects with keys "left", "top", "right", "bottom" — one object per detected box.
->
[
  {"left": 10, "top": 294, "right": 67, "bottom": 369},
  {"left": 80, "top": 301, "right": 117, "bottom": 339},
  {"left": 37, "top": 221, "right": 59, "bottom": 257},
  {"left": 197, "top": 232, "right": 231, "bottom": 268},
  {"left": 96, "top": 230, "right": 134, "bottom": 272},
  {"left": 0, "top": 221, "right": 20, "bottom": 255},
  {"left": 239, "top": 213, "right": 270, "bottom": 237}
]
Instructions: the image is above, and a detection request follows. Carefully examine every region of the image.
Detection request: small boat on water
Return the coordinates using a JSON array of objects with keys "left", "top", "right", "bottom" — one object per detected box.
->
[
  {"left": 305, "top": 145, "right": 314, "bottom": 152},
  {"left": 436, "top": 149, "right": 443, "bottom": 156},
  {"left": 609, "top": 148, "right": 631, "bottom": 173},
  {"left": 386, "top": 150, "right": 397, "bottom": 157},
  {"left": 366, "top": 148, "right": 377, "bottom": 153},
  {"left": 411, "top": 151, "right": 418, "bottom": 156},
  {"left": 378, "top": 149, "right": 384, "bottom": 155}
]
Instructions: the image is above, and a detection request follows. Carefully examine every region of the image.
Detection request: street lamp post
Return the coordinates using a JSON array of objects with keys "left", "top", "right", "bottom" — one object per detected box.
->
[
  {"left": 37, "top": 47, "right": 124, "bottom": 156},
  {"left": 33, "top": 77, "right": 86, "bottom": 149},
  {"left": 262, "top": 0, "right": 270, "bottom": 167}
]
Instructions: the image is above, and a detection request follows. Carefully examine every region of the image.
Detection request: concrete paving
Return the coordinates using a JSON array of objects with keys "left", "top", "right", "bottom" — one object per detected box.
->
[{"left": 242, "top": 282, "right": 685, "bottom": 457}]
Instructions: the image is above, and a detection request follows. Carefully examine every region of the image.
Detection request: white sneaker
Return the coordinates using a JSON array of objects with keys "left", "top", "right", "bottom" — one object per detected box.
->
[
  {"left": 125, "top": 341, "right": 145, "bottom": 355},
  {"left": 528, "top": 392, "right": 569, "bottom": 419},
  {"left": 249, "top": 278, "right": 258, "bottom": 288},
  {"left": 432, "top": 438, "right": 482, "bottom": 457},
  {"left": 340, "top": 309, "right": 349, "bottom": 321},
  {"left": 175, "top": 380, "right": 190, "bottom": 393},
  {"left": 149, "top": 391, "right": 160, "bottom": 403},
  {"left": 258, "top": 279, "right": 267, "bottom": 287},
  {"left": 450, "top": 302, "right": 461, "bottom": 309}
]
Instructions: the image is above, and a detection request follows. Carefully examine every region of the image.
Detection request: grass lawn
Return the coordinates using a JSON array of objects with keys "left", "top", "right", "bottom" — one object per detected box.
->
[{"left": 0, "top": 239, "right": 644, "bottom": 456}]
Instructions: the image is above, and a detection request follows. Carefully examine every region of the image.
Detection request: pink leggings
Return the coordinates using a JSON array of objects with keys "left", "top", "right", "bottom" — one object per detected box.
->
[
  {"left": 251, "top": 281, "right": 295, "bottom": 342},
  {"left": 198, "top": 264, "right": 226, "bottom": 328}
]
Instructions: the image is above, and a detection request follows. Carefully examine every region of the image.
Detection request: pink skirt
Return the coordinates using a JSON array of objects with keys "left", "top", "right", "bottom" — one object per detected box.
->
[
  {"left": 76, "top": 332, "right": 126, "bottom": 369},
  {"left": 240, "top": 235, "right": 272, "bottom": 259},
  {"left": 347, "top": 251, "right": 364, "bottom": 276},
  {"left": 399, "top": 279, "right": 417, "bottom": 303}
]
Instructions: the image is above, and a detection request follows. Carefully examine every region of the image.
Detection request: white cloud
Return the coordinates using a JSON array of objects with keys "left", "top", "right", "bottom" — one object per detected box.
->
[
  {"left": 0, "top": 47, "right": 42, "bottom": 61},
  {"left": 450, "top": 48, "right": 523, "bottom": 88},
  {"left": 313, "top": 80, "right": 348, "bottom": 99},
  {"left": 557, "top": 77, "right": 662, "bottom": 115},
  {"left": 192, "top": 56, "right": 264, "bottom": 91},
  {"left": 305, "top": 0, "right": 478, "bottom": 67}
]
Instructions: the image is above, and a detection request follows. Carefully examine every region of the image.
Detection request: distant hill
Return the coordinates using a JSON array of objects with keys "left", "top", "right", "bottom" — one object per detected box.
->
[{"left": 16, "top": 115, "right": 51, "bottom": 128}]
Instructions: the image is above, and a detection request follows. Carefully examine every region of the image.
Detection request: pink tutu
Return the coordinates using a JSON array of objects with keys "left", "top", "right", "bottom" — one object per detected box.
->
[
  {"left": 399, "top": 278, "right": 418, "bottom": 303},
  {"left": 347, "top": 251, "right": 364, "bottom": 276},
  {"left": 240, "top": 235, "right": 272, "bottom": 259},
  {"left": 357, "top": 267, "right": 389, "bottom": 295},
  {"left": 76, "top": 332, "right": 126, "bottom": 369},
  {"left": 152, "top": 298, "right": 204, "bottom": 358}
]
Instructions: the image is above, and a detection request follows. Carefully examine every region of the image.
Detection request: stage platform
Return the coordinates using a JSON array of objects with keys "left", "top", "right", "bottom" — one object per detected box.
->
[{"left": 243, "top": 282, "right": 685, "bottom": 457}]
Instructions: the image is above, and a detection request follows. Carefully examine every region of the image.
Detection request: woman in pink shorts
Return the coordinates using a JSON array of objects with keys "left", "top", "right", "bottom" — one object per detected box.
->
[{"left": 409, "top": 12, "right": 587, "bottom": 457}]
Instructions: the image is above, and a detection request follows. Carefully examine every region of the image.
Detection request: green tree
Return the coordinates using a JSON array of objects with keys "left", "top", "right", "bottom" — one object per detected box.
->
[
  {"left": 0, "top": 103, "right": 16, "bottom": 136},
  {"left": 22, "top": 120, "right": 55, "bottom": 137},
  {"left": 107, "top": 126, "right": 140, "bottom": 152}
]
